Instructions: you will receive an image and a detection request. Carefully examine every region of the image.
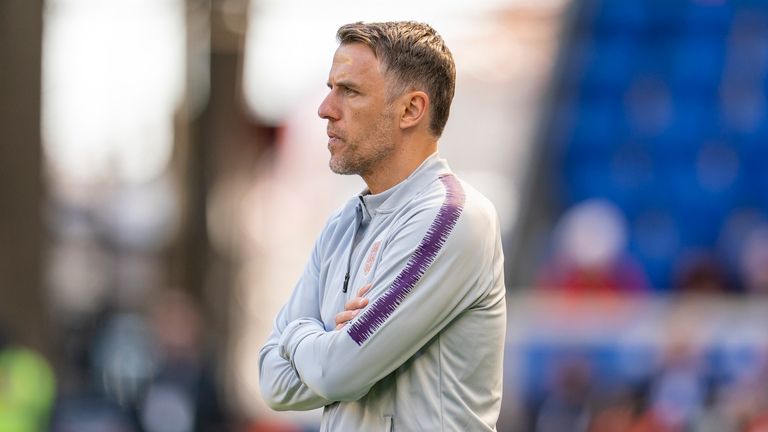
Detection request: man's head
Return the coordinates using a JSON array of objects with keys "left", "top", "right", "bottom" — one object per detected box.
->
[
  {"left": 318, "top": 21, "right": 455, "bottom": 191},
  {"left": 336, "top": 21, "right": 456, "bottom": 138}
]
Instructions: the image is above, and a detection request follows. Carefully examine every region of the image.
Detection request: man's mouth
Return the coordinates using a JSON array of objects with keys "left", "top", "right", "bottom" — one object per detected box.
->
[{"left": 327, "top": 130, "right": 343, "bottom": 147}]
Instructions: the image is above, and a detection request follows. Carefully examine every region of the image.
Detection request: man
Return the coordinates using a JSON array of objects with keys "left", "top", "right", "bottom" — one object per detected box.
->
[{"left": 259, "top": 21, "right": 506, "bottom": 431}]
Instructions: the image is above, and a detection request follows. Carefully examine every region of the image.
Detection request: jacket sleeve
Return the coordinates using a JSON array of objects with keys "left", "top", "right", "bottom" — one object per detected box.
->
[
  {"left": 278, "top": 187, "right": 501, "bottom": 402},
  {"left": 258, "top": 229, "right": 335, "bottom": 411}
]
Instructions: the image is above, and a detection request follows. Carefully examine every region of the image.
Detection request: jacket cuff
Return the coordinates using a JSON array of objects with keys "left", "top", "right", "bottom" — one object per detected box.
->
[{"left": 278, "top": 317, "right": 325, "bottom": 363}]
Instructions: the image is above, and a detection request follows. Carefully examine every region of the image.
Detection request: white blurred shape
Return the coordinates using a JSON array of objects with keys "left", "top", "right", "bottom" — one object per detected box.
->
[
  {"left": 97, "top": 175, "right": 179, "bottom": 252},
  {"left": 42, "top": 0, "right": 184, "bottom": 184},
  {"left": 557, "top": 199, "right": 627, "bottom": 269},
  {"left": 47, "top": 239, "right": 110, "bottom": 318},
  {"left": 459, "top": 170, "right": 518, "bottom": 237}
]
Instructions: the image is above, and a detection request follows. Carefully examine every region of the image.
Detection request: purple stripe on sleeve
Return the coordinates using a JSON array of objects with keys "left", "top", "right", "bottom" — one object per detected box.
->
[{"left": 346, "top": 174, "right": 466, "bottom": 346}]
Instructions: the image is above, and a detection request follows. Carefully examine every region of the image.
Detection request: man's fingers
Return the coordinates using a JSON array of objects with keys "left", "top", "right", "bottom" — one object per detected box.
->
[
  {"left": 343, "top": 283, "right": 371, "bottom": 310},
  {"left": 336, "top": 309, "right": 359, "bottom": 324},
  {"left": 334, "top": 309, "right": 360, "bottom": 330},
  {"left": 335, "top": 283, "right": 373, "bottom": 330},
  {"left": 358, "top": 283, "right": 372, "bottom": 297},
  {"left": 344, "top": 297, "right": 368, "bottom": 311}
]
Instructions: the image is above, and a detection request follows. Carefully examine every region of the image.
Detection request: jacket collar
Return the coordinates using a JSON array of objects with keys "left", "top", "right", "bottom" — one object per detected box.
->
[{"left": 358, "top": 152, "right": 452, "bottom": 215}]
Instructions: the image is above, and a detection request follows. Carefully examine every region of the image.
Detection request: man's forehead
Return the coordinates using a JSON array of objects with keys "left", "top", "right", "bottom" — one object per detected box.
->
[
  {"left": 330, "top": 43, "right": 382, "bottom": 76},
  {"left": 334, "top": 42, "right": 376, "bottom": 60}
]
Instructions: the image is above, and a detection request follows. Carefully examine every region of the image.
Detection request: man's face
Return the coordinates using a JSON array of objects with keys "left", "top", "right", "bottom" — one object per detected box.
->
[{"left": 318, "top": 43, "right": 398, "bottom": 177}]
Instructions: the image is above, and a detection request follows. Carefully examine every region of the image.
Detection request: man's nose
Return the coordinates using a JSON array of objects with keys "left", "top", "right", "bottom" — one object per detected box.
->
[{"left": 318, "top": 92, "right": 338, "bottom": 120}]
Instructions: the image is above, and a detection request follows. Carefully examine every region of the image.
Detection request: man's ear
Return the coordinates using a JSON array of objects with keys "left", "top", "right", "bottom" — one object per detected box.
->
[{"left": 399, "top": 91, "right": 429, "bottom": 130}]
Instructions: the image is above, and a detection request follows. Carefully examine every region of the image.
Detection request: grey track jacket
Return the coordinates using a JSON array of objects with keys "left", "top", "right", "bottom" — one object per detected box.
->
[{"left": 259, "top": 154, "right": 506, "bottom": 431}]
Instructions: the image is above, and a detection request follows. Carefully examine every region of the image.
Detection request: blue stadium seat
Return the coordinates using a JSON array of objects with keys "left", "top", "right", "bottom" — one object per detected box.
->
[{"left": 552, "top": 0, "right": 768, "bottom": 289}]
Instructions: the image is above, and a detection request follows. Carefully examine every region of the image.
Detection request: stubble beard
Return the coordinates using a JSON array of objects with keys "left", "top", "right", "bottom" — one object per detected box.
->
[{"left": 329, "top": 110, "right": 396, "bottom": 177}]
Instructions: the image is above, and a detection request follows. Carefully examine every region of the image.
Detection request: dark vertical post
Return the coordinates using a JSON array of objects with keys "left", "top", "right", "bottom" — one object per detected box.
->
[{"left": 0, "top": 0, "right": 51, "bottom": 355}]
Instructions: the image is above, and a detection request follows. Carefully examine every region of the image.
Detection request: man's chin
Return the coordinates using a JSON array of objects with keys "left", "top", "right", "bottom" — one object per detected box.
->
[
  {"left": 329, "top": 165, "right": 355, "bottom": 176},
  {"left": 329, "top": 158, "right": 358, "bottom": 176}
]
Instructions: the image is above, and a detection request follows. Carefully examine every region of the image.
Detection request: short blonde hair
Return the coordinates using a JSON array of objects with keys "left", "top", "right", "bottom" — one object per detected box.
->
[{"left": 337, "top": 21, "right": 456, "bottom": 137}]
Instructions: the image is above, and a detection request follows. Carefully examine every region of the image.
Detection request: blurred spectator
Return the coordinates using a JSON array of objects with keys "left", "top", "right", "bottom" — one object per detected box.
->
[
  {"left": 588, "top": 388, "right": 643, "bottom": 432},
  {"left": 693, "top": 382, "right": 750, "bottom": 432},
  {"left": 537, "top": 199, "right": 648, "bottom": 294},
  {"left": 51, "top": 290, "right": 230, "bottom": 432},
  {"left": 50, "top": 394, "right": 137, "bottom": 432},
  {"left": 91, "top": 312, "right": 155, "bottom": 409},
  {"left": 49, "top": 306, "right": 142, "bottom": 432},
  {"left": 243, "top": 419, "right": 304, "bottom": 432},
  {"left": 739, "top": 352, "right": 768, "bottom": 432},
  {"left": 672, "top": 251, "right": 730, "bottom": 294},
  {"left": 645, "top": 342, "right": 706, "bottom": 431},
  {"left": 139, "top": 289, "right": 228, "bottom": 432},
  {"left": 535, "top": 356, "right": 592, "bottom": 432},
  {"left": 738, "top": 226, "right": 768, "bottom": 295},
  {"left": 717, "top": 209, "right": 767, "bottom": 292}
]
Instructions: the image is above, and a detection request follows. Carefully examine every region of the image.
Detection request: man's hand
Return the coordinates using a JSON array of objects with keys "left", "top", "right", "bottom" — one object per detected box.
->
[{"left": 335, "top": 284, "right": 371, "bottom": 330}]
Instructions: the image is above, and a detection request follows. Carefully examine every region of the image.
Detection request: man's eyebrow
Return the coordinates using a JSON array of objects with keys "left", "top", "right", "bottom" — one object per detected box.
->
[{"left": 328, "top": 80, "right": 360, "bottom": 90}]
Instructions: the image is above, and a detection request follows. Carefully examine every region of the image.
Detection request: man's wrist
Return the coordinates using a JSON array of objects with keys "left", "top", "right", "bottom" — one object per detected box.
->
[{"left": 278, "top": 317, "right": 324, "bottom": 363}]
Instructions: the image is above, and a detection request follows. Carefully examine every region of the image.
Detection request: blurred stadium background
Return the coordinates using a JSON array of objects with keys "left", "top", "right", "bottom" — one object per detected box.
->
[{"left": 2, "top": 0, "right": 768, "bottom": 431}]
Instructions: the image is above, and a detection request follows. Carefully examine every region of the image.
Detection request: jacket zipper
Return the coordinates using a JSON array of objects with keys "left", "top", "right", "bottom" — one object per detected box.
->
[{"left": 343, "top": 199, "right": 364, "bottom": 293}]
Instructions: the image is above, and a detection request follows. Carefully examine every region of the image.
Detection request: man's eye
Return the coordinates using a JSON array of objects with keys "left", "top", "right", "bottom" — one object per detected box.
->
[{"left": 343, "top": 87, "right": 357, "bottom": 96}]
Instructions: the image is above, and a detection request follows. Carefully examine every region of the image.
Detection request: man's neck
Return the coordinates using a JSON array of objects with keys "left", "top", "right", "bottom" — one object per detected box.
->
[{"left": 362, "top": 140, "right": 437, "bottom": 194}]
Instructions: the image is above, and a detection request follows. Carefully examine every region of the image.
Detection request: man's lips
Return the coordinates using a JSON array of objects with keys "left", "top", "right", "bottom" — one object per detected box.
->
[{"left": 327, "top": 130, "right": 344, "bottom": 147}]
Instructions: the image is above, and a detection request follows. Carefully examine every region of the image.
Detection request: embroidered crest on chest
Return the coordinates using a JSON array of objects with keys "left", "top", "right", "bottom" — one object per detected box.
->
[{"left": 363, "top": 240, "right": 382, "bottom": 275}]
